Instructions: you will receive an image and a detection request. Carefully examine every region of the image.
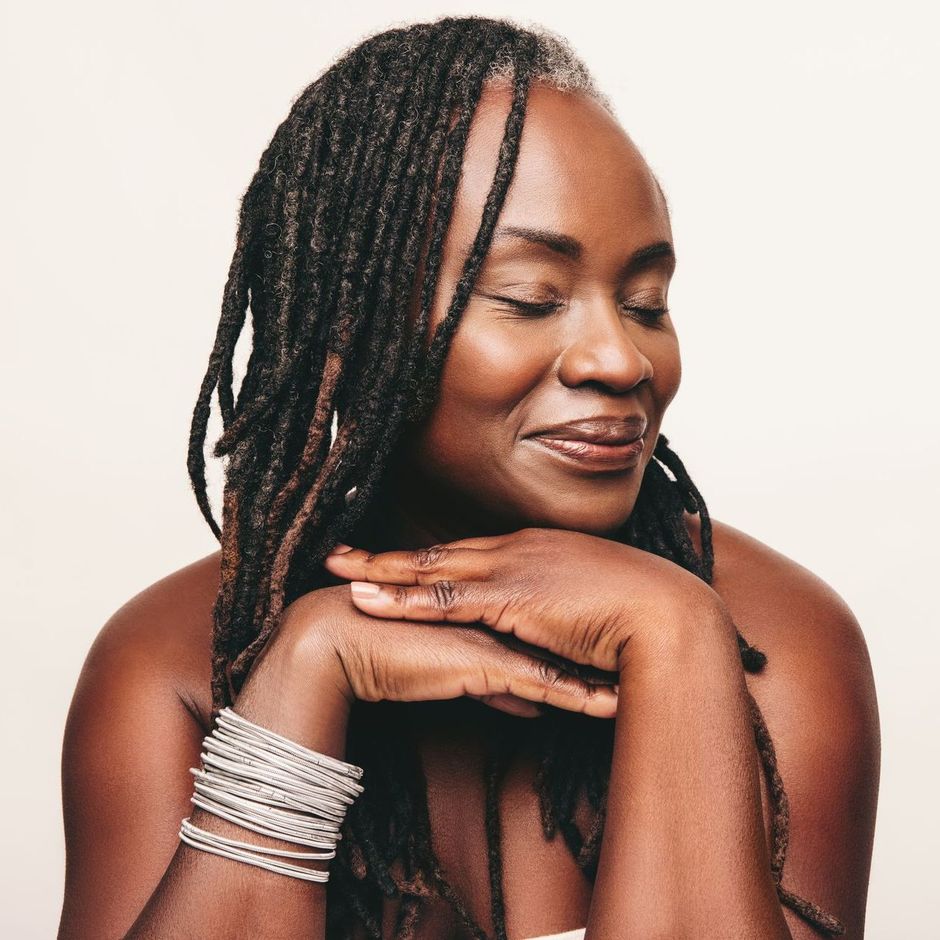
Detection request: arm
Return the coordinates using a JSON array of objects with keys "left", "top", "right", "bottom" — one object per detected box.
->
[
  {"left": 587, "top": 602, "right": 790, "bottom": 939},
  {"left": 321, "top": 527, "right": 879, "bottom": 938},
  {"left": 58, "top": 591, "right": 352, "bottom": 940},
  {"left": 124, "top": 631, "right": 353, "bottom": 939},
  {"left": 586, "top": 589, "right": 879, "bottom": 940},
  {"left": 59, "top": 571, "right": 611, "bottom": 939}
]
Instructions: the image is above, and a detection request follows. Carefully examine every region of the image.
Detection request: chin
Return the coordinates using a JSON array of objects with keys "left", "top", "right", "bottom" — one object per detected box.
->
[{"left": 510, "top": 491, "right": 638, "bottom": 537}]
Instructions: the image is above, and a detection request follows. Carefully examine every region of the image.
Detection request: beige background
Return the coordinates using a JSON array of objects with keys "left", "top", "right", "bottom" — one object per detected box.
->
[{"left": 3, "top": 1, "right": 937, "bottom": 936}]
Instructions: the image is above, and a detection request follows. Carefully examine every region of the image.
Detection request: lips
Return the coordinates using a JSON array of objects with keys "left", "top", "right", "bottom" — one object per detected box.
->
[
  {"left": 525, "top": 415, "right": 647, "bottom": 445},
  {"left": 524, "top": 416, "right": 648, "bottom": 472}
]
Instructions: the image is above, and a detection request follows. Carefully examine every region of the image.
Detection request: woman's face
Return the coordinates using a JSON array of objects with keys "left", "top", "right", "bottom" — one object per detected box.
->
[{"left": 387, "top": 80, "right": 681, "bottom": 539}]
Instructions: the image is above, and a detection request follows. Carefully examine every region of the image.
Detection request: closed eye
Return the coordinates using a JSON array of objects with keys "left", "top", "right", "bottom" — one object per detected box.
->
[
  {"left": 622, "top": 304, "right": 670, "bottom": 325},
  {"left": 491, "top": 295, "right": 669, "bottom": 325},
  {"left": 493, "top": 296, "right": 562, "bottom": 317}
]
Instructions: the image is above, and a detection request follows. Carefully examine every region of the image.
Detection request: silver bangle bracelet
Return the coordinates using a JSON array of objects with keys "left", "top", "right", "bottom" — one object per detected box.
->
[
  {"left": 216, "top": 708, "right": 363, "bottom": 780},
  {"left": 188, "top": 792, "right": 340, "bottom": 849},
  {"left": 178, "top": 706, "right": 364, "bottom": 882},
  {"left": 179, "top": 820, "right": 331, "bottom": 883},
  {"left": 199, "top": 747, "right": 356, "bottom": 815},
  {"left": 189, "top": 766, "right": 348, "bottom": 823},
  {"left": 180, "top": 817, "right": 335, "bottom": 861},
  {"left": 190, "top": 782, "right": 342, "bottom": 842},
  {"left": 205, "top": 729, "right": 363, "bottom": 802}
]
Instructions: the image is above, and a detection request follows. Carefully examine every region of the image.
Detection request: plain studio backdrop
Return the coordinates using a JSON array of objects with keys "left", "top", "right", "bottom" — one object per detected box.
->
[{"left": 2, "top": 1, "right": 937, "bottom": 936}]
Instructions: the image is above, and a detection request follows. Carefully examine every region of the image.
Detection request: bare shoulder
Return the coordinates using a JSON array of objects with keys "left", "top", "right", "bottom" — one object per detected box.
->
[
  {"left": 80, "top": 549, "right": 221, "bottom": 730},
  {"left": 685, "top": 512, "right": 876, "bottom": 684},
  {"left": 685, "top": 510, "right": 880, "bottom": 753},
  {"left": 59, "top": 552, "right": 222, "bottom": 938},
  {"left": 685, "top": 512, "right": 880, "bottom": 937}
]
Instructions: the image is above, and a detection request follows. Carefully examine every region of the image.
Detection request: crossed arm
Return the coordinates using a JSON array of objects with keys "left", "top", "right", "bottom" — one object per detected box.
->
[
  {"left": 60, "top": 524, "right": 878, "bottom": 938},
  {"left": 323, "top": 524, "right": 880, "bottom": 939}
]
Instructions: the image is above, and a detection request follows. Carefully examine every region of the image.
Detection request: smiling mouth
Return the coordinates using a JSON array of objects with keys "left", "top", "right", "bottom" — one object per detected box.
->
[{"left": 525, "top": 434, "right": 646, "bottom": 472}]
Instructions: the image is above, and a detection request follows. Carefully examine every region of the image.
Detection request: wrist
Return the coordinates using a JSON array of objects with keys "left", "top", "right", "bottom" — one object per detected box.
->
[
  {"left": 616, "top": 589, "right": 735, "bottom": 675},
  {"left": 234, "top": 610, "right": 354, "bottom": 757}
]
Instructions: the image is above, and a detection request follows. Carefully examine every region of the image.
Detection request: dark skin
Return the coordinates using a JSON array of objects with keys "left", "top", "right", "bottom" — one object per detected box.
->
[
  {"left": 59, "top": 82, "right": 880, "bottom": 939},
  {"left": 362, "top": 81, "right": 680, "bottom": 545}
]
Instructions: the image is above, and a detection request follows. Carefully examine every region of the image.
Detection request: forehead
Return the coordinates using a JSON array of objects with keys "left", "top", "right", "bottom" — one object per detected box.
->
[{"left": 450, "top": 80, "right": 669, "bottom": 250}]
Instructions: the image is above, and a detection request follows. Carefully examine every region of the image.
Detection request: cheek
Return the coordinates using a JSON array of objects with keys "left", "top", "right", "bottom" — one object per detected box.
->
[
  {"left": 425, "top": 318, "right": 541, "bottom": 455},
  {"left": 446, "top": 317, "right": 540, "bottom": 403},
  {"left": 648, "top": 331, "right": 682, "bottom": 413}
]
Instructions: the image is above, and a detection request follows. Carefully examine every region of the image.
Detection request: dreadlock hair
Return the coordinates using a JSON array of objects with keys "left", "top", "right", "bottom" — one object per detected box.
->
[{"left": 187, "top": 14, "right": 845, "bottom": 939}]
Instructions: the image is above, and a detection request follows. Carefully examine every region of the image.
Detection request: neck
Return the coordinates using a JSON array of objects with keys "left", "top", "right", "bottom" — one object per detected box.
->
[{"left": 346, "top": 462, "right": 520, "bottom": 553}]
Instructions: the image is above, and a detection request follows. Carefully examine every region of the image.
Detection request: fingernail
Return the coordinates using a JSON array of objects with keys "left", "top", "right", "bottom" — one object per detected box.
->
[
  {"left": 351, "top": 581, "right": 380, "bottom": 597},
  {"left": 328, "top": 543, "right": 355, "bottom": 555}
]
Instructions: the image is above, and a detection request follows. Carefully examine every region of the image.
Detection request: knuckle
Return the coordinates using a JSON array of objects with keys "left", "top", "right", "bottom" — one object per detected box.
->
[
  {"left": 577, "top": 611, "right": 612, "bottom": 662},
  {"left": 343, "top": 640, "right": 381, "bottom": 702},
  {"left": 429, "top": 579, "right": 459, "bottom": 612},
  {"left": 489, "top": 594, "right": 515, "bottom": 632},
  {"left": 414, "top": 544, "right": 448, "bottom": 571},
  {"left": 535, "top": 657, "right": 565, "bottom": 688}
]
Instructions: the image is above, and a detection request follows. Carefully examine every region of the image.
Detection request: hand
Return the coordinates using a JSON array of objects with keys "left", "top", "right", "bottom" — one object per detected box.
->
[
  {"left": 277, "top": 583, "right": 620, "bottom": 720},
  {"left": 323, "top": 527, "right": 723, "bottom": 675}
]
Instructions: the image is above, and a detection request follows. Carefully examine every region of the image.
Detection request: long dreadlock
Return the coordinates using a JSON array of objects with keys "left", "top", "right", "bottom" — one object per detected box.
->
[{"left": 187, "top": 14, "right": 845, "bottom": 938}]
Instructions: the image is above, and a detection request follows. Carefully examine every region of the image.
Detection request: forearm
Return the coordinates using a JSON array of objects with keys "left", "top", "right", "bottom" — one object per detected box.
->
[
  {"left": 125, "top": 633, "right": 352, "bottom": 940},
  {"left": 586, "top": 603, "right": 789, "bottom": 940}
]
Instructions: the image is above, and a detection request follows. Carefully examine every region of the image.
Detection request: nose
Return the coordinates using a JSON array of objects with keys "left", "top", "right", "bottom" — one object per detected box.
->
[{"left": 556, "top": 302, "right": 654, "bottom": 392}]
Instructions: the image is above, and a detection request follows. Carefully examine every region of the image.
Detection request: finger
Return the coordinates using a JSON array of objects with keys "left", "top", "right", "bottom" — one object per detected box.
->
[
  {"left": 348, "top": 579, "right": 490, "bottom": 623},
  {"left": 461, "top": 636, "right": 619, "bottom": 720},
  {"left": 323, "top": 542, "right": 494, "bottom": 585},
  {"left": 464, "top": 692, "right": 544, "bottom": 718},
  {"left": 496, "top": 631, "right": 620, "bottom": 687},
  {"left": 501, "top": 658, "right": 619, "bottom": 720},
  {"left": 329, "top": 533, "right": 511, "bottom": 554},
  {"left": 524, "top": 662, "right": 619, "bottom": 719}
]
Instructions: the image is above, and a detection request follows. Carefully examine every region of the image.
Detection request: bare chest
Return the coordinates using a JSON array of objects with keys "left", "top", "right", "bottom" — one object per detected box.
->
[
  {"left": 356, "top": 676, "right": 778, "bottom": 940},
  {"left": 354, "top": 715, "right": 598, "bottom": 940}
]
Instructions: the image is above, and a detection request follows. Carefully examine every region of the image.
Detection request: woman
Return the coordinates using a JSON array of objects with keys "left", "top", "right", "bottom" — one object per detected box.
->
[{"left": 58, "top": 15, "right": 879, "bottom": 940}]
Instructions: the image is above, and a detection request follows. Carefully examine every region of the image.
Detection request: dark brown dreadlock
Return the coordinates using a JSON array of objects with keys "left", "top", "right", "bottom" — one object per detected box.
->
[{"left": 187, "top": 14, "right": 845, "bottom": 938}]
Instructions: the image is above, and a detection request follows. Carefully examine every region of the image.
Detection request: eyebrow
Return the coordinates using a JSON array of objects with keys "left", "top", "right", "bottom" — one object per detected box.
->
[{"left": 490, "top": 225, "right": 676, "bottom": 273}]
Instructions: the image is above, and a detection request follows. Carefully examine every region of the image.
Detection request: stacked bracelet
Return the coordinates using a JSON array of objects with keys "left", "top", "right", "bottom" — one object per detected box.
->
[{"left": 178, "top": 706, "right": 365, "bottom": 882}]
